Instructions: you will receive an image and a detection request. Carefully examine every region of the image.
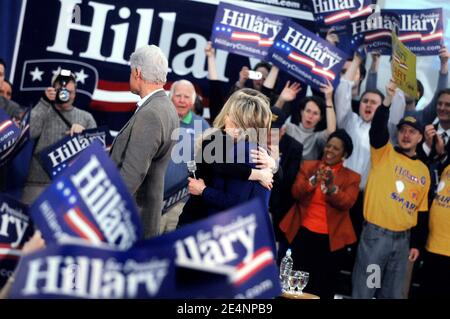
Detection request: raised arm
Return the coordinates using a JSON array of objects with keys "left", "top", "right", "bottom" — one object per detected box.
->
[
  {"left": 422, "top": 45, "right": 449, "bottom": 125},
  {"left": 365, "top": 52, "right": 380, "bottom": 91},
  {"left": 334, "top": 54, "right": 362, "bottom": 128},
  {"left": 370, "top": 80, "right": 396, "bottom": 149},
  {"left": 263, "top": 65, "right": 279, "bottom": 90},
  {"left": 205, "top": 41, "right": 218, "bottom": 81},
  {"left": 273, "top": 81, "right": 302, "bottom": 110},
  {"left": 320, "top": 80, "right": 336, "bottom": 134}
]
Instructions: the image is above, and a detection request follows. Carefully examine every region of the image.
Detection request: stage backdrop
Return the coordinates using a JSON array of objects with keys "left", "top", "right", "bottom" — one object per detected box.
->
[{"left": 2, "top": 0, "right": 314, "bottom": 131}]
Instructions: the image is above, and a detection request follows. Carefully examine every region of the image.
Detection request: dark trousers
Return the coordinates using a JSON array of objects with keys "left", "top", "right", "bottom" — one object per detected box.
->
[
  {"left": 420, "top": 250, "right": 450, "bottom": 299},
  {"left": 290, "top": 227, "right": 344, "bottom": 299},
  {"left": 350, "top": 191, "right": 364, "bottom": 239}
]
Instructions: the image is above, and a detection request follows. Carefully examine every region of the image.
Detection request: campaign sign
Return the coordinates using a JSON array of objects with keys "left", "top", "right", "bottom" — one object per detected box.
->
[
  {"left": 30, "top": 142, "right": 142, "bottom": 250},
  {"left": 162, "top": 184, "right": 189, "bottom": 214},
  {"left": 392, "top": 32, "right": 418, "bottom": 99},
  {"left": 40, "top": 126, "right": 112, "bottom": 179},
  {"left": 268, "top": 20, "right": 349, "bottom": 90},
  {"left": 384, "top": 9, "right": 444, "bottom": 56},
  {"left": 9, "top": 241, "right": 176, "bottom": 299},
  {"left": 311, "top": 0, "right": 375, "bottom": 27},
  {"left": 0, "top": 108, "right": 21, "bottom": 166},
  {"left": 211, "top": 2, "right": 285, "bottom": 60},
  {"left": 0, "top": 194, "right": 34, "bottom": 288},
  {"left": 348, "top": 10, "right": 400, "bottom": 55},
  {"left": 144, "top": 199, "right": 281, "bottom": 299},
  {"left": 11, "top": 199, "right": 279, "bottom": 299}
]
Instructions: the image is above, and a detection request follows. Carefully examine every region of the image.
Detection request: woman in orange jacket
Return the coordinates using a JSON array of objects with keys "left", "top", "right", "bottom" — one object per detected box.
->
[{"left": 280, "top": 129, "right": 360, "bottom": 299}]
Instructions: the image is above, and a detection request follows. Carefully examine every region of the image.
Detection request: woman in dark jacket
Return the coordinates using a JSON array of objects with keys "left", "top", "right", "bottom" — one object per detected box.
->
[
  {"left": 280, "top": 129, "right": 361, "bottom": 299},
  {"left": 179, "top": 88, "right": 275, "bottom": 225}
]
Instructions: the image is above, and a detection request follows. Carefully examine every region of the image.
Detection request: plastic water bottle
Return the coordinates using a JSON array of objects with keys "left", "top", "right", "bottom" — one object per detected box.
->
[{"left": 279, "top": 248, "right": 293, "bottom": 292}]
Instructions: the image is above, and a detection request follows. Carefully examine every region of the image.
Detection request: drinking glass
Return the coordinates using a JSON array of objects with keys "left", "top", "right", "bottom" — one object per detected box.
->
[
  {"left": 297, "top": 271, "right": 309, "bottom": 294},
  {"left": 288, "top": 270, "right": 300, "bottom": 292}
]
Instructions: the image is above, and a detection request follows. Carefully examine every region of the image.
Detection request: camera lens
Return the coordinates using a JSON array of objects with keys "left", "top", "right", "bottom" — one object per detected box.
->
[{"left": 56, "top": 88, "right": 70, "bottom": 103}]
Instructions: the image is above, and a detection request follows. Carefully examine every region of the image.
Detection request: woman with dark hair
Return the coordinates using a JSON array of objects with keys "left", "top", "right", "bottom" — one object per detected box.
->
[
  {"left": 279, "top": 129, "right": 361, "bottom": 299},
  {"left": 282, "top": 81, "right": 336, "bottom": 161}
]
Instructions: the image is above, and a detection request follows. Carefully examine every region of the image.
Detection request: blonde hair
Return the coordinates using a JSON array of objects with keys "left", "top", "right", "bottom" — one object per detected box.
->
[
  {"left": 195, "top": 88, "right": 272, "bottom": 152},
  {"left": 214, "top": 88, "right": 272, "bottom": 133}
]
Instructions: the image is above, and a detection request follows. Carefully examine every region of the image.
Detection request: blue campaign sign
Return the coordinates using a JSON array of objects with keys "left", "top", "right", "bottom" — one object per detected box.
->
[
  {"left": 268, "top": 20, "right": 349, "bottom": 90},
  {"left": 40, "top": 126, "right": 112, "bottom": 179},
  {"left": 30, "top": 141, "right": 142, "bottom": 250},
  {"left": 9, "top": 241, "right": 177, "bottom": 299},
  {"left": 143, "top": 199, "right": 281, "bottom": 299},
  {"left": 10, "top": 199, "right": 280, "bottom": 299},
  {"left": 384, "top": 8, "right": 444, "bottom": 56},
  {"left": 310, "top": 0, "right": 375, "bottom": 28},
  {"left": 0, "top": 108, "right": 29, "bottom": 168},
  {"left": 0, "top": 194, "right": 34, "bottom": 288},
  {"left": 0, "top": 108, "right": 20, "bottom": 157},
  {"left": 346, "top": 10, "right": 401, "bottom": 55},
  {"left": 211, "top": 2, "right": 285, "bottom": 60}
]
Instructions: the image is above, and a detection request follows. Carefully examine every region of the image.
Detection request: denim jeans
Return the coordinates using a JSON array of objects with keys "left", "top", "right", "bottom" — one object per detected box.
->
[{"left": 352, "top": 221, "right": 410, "bottom": 299}]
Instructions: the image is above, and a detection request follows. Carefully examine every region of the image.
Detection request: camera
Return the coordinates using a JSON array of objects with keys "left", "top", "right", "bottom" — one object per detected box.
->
[
  {"left": 248, "top": 70, "right": 262, "bottom": 80},
  {"left": 53, "top": 69, "right": 75, "bottom": 104}
]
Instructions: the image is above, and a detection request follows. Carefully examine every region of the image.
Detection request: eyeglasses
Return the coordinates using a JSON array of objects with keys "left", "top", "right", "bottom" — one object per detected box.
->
[{"left": 361, "top": 98, "right": 379, "bottom": 105}]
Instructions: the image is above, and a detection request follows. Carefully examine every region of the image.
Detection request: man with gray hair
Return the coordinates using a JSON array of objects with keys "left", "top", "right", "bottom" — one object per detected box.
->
[
  {"left": 110, "top": 45, "right": 179, "bottom": 238},
  {"left": 160, "top": 80, "right": 209, "bottom": 233}
]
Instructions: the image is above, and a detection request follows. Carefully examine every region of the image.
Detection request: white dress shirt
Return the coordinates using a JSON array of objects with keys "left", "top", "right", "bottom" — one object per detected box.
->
[{"left": 334, "top": 79, "right": 405, "bottom": 190}]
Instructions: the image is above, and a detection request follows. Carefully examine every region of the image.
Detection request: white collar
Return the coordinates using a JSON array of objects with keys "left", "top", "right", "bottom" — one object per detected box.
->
[
  {"left": 136, "top": 88, "right": 164, "bottom": 111},
  {"left": 437, "top": 123, "right": 450, "bottom": 134}
]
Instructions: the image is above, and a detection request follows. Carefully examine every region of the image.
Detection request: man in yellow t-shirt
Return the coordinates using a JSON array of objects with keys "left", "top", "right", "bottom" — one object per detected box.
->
[
  {"left": 420, "top": 164, "right": 450, "bottom": 298},
  {"left": 352, "top": 81, "right": 431, "bottom": 299}
]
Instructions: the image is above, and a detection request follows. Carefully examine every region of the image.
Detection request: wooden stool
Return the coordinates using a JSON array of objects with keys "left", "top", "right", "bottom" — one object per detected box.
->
[{"left": 281, "top": 291, "right": 320, "bottom": 299}]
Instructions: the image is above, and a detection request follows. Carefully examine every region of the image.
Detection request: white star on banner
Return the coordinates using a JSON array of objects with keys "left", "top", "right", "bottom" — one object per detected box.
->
[
  {"left": 52, "top": 66, "right": 62, "bottom": 78},
  {"left": 75, "top": 69, "right": 89, "bottom": 84},
  {"left": 30, "top": 66, "right": 44, "bottom": 82}
]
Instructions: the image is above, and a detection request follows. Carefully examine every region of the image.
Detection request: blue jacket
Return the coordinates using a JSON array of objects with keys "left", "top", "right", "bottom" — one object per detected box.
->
[{"left": 201, "top": 140, "right": 271, "bottom": 216}]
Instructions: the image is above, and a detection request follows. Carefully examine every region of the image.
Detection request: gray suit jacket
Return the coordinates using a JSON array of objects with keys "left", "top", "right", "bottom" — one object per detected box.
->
[{"left": 110, "top": 90, "right": 179, "bottom": 238}]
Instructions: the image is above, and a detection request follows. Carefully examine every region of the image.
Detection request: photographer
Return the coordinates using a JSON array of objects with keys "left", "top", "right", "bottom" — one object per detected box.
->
[{"left": 21, "top": 69, "right": 96, "bottom": 205}]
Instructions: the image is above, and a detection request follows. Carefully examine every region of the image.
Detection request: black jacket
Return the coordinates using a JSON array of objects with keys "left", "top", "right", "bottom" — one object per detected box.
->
[{"left": 269, "top": 134, "right": 303, "bottom": 241}]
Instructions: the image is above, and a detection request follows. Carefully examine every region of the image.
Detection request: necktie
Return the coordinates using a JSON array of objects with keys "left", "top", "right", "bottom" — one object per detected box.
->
[{"left": 441, "top": 132, "right": 448, "bottom": 144}]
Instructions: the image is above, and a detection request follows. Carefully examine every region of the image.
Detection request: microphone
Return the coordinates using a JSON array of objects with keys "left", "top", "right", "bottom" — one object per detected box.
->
[{"left": 187, "top": 160, "right": 197, "bottom": 179}]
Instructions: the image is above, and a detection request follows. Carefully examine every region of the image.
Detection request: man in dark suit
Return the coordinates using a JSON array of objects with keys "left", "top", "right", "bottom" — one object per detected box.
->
[
  {"left": 110, "top": 45, "right": 179, "bottom": 238},
  {"left": 420, "top": 88, "right": 450, "bottom": 203}
]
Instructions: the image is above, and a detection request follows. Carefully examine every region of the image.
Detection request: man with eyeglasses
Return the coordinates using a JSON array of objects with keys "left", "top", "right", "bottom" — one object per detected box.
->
[{"left": 21, "top": 69, "right": 97, "bottom": 205}]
